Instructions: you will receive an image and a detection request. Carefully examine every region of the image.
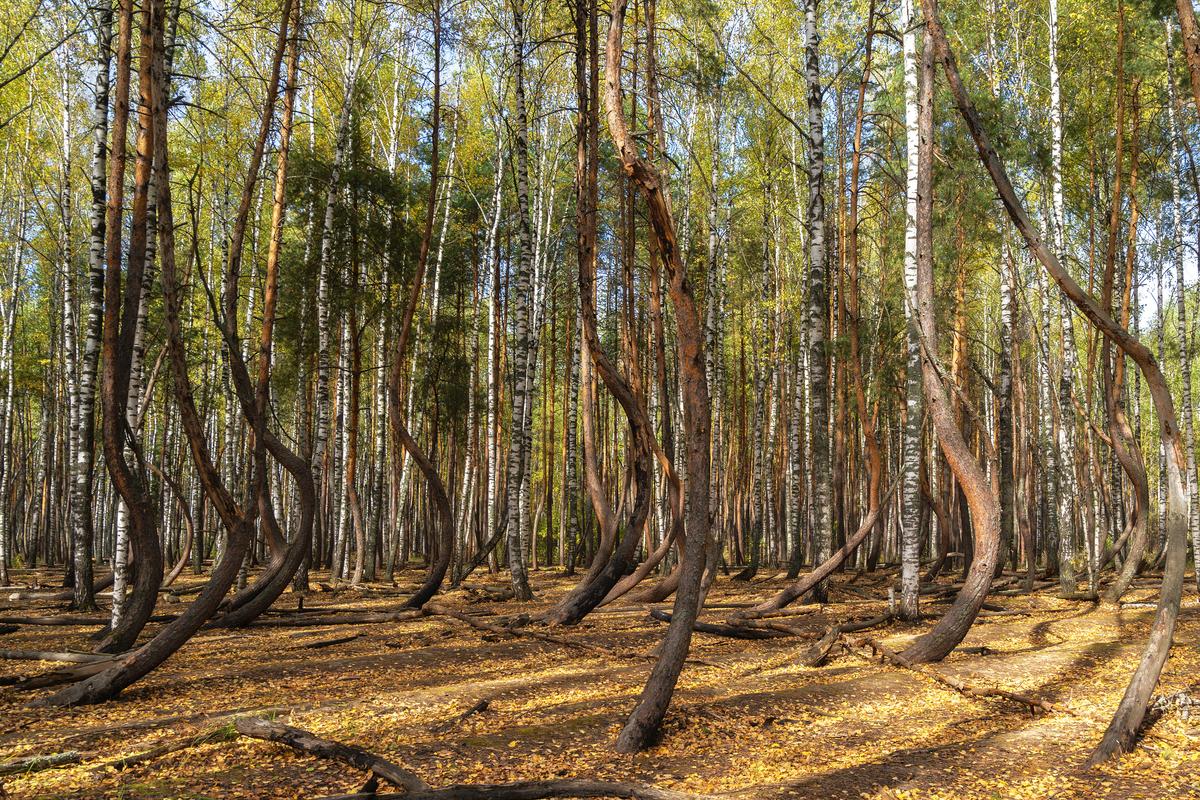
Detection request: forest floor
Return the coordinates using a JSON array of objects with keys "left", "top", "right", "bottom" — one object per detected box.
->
[{"left": 0, "top": 567, "right": 1198, "bottom": 799}]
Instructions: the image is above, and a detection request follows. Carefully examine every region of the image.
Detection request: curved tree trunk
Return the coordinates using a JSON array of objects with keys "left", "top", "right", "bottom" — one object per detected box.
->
[
  {"left": 387, "top": 2, "right": 454, "bottom": 611},
  {"left": 543, "top": 0, "right": 655, "bottom": 627},
  {"left": 605, "top": 0, "right": 712, "bottom": 753},
  {"left": 1102, "top": 67, "right": 1150, "bottom": 604},
  {"left": 35, "top": 0, "right": 299, "bottom": 704},
  {"left": 212, "top": 5, "right": 312, "bottom": 628},
  {"left": 95, "top": 0, "right": 163, "bottom": 655},
  {"left": 924, "top": 0, "right": 1191, "bottom": 763},
  {"left": 899, "top": 9, "right": 1002, "bottom": 665},
  {"left": 740, "top": 481, "right": 895, "bottom": 617}
]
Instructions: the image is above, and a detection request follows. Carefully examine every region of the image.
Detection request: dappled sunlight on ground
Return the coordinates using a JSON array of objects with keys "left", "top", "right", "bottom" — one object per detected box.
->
[{"left": 0, "top": 568, "right": 1197, "bottom": 799}]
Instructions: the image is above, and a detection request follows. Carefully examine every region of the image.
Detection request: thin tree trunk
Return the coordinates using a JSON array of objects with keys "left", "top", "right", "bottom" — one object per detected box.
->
[
  {"left": 1165, "top": 19, "right": 1200, "bottom": 592},
  {"left": 69, "top": 1, "right": 115, "bottom": 612},
  {"left": 388, "top": 2, "right": 454, "bottom": 610},
  {"left": 96, "top": 0, "right": 163, "bottom": 655},
  {"left": 899, "top": 0, "right": 922, "bottom": 619},
  {"left": 803, "top": 0, "right": 832, "bottom": 603}
]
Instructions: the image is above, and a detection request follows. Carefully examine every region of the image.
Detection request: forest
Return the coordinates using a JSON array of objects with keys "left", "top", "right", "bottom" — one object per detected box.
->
[{"left": 0, "top": 0, "right": 1198, "bottom": 796}]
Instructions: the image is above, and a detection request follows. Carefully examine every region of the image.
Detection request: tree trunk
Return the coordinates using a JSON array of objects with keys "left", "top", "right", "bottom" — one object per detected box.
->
[
  {"left": 924, "top": 0, "right": 1191, "bottom": 762},
  {"left": 803, "top": 0, "right": 832, "bottom": 603},
  {"left": 900, "top": 8, "right": 1002, "bottom": 665},
  {"left": 388, "top": 2, "right": 454, "bottom": 610},
  {"left": 96, "top": 0, "right": 163, "bottom": 655},
  {"left": 605, "top": 0, "right": 712, "bottom": 753},
  {"left": 899, "top": 0, "right": 923, "bottom": 619},
  {"left": 501, "top": 0, "right": 537, "bottom": 601},
  {"left": 69, "top": 1, "right": 114, "bottom": 612},
  {"left": 1165, "top": 19, "right": 1200, "bottom": 593}
]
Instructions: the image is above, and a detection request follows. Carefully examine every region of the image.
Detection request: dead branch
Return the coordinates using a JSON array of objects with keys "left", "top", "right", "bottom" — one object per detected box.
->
[
  {"left": 800, "top": 614, "right": 895, "bottom": 667},
  {"left": 648, "top": 609, "right": 788, "bottom": 639},
  {"left": 234, "top": 717, "right": 429, "bottom": 792},
  {"left": 316, "top": 781, "right": 713, "bottom": 799},
  {"left": 237, "top": 718, "right": 711, "bottom": 799},
  {"left": 431, "top": 698, "right": 491, "bottom": 733},
  {"left": 849, "top": 636, "right": 1071, "bottom": 716},
  {"left": 92, "top": 725, "right": 238, "bottom": 772},
  {"left": 0, "top": 750, "right": 82, "bottom": 776},
  {"left": 0, "top": 649, "right": 115, "bottom": 663},
  {"left": 294, "top": 633, "right": 364, "bottom": 650}
]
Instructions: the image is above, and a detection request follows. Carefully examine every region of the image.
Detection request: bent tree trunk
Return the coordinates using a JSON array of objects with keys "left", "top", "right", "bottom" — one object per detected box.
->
[
  {"left": 213, "top": 0, "right": 312, "bottom": 629},
  {"left": 96, "top": 0, "right": 163, "bottom": 655},
  {"left": 388, "top": 3, "right": 454, "bottom": 611},
  {"left": 543, "top": 0, "right": 657, "bottom": 628},
  {"left": 605, "top": 0, "right": 712, "bottom": 753},
  {"left": 743, "top": 480, "right": 897, "bottom": 617},
  {"left": 36, "top": 0, "right": 295, "bottom": 705},
  {"left": 899, "top": 11, "right": 1002, "bottom": 666},
  {"left": 924, "top": 0, "right": 1190, "bottom": 763}
]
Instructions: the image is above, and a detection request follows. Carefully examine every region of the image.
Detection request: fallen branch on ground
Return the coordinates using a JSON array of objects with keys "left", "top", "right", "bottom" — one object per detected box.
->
[
  {"left": 801, "top": 614, "right": 895, "bottom": 667},
  {"left": 315, "top": 781, "right": 715, "bottom": 800},
  {"left": 245, "top": 610, "right": 425, "bottom": 628},
  {"left": 0, "top": 750, "right": 82, "bottom": 776},
  {"left": 237, "top": 718, "right": 711, "bottom": 800},
  {"left": 735, "top": 605, "right": 823, "bottom": 621},
  {"left": 10, "top": 656, "right": 121, "bottom": 690},
  {"left": 431, "top": 698, "right": 490, "bottom": 732},
  {"left": 0, "top": 615, "right": 110, "bottom": 626},
  {"left": 0, "top": 613, "right": 176, "bottom": 626},
  {"left": 234, "top": 717, "right": 429, "bottom": 792},
  {"left": 648, "top": 609, "right": 788, "bottom": 639},
  {"left": 294, "top": 633, "right": 364, "bottom": 650},
  {"left": 0, "top": 649, "right": 115, "bottom": 663},
  {"left": 849, "top": 636, "right": 1072, "bottom": 716},
  {"left": 423, "top": 605, "right": 722, "bottom": 668},
  {"left": 92, "top": 725, "right": 238, "bottom": 772},
  {"left": 426, "top": 604, "right": 615, "bottom": 653}
]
